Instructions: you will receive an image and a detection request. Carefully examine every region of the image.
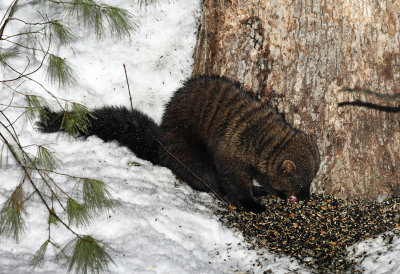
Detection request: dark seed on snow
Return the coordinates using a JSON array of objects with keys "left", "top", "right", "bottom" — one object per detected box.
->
[{"left": 215, "top": 194, "right": 400, "bottom": 272}]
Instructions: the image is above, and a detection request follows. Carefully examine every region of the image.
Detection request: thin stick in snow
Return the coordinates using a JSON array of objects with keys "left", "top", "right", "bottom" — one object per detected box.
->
[{"left": 123, "top": 64, "right": 134, "bottom": 111}]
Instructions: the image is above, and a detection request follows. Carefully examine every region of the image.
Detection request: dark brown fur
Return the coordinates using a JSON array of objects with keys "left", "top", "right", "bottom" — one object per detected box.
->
[
  {"left": 37, "top": 75, "right": 320, "bottom": 212},
  {"left": 160, "top": 76, "right": 320, "bottom": 212}
]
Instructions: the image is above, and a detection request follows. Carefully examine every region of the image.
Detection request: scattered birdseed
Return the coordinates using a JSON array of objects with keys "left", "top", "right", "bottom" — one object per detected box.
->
[{"left": 216, "top": 194, "right": 400, "bottom": 272}]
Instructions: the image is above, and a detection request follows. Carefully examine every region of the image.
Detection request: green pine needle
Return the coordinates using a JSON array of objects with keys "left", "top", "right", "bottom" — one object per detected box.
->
[
  {"left": 49, "top": 207, "right": 58, "bottom": 225},
  {"left": 68, "top": 0, "right": 97, "bottom": 21},
  {"left": 24, "top": 27, "right": 41, "bottom": 50},
  {"left": 102, "top": 6, "right": 137, "bottom": 39},
  {"left": 69, "top": 0, "right": 107, "bottom": 38},
  {"left": 47, "top": 55, "right": 77, "bottom": 88},
  {"left": 58, "top": 235, "right": 114, "bottom": 274},
  {"left": 0, "top": 47, "right": 19, "bottom": 65},
  {"left": 61, "top": 103, "right": 94, "bottom": 135},
  {"left": 66, "top": 198, "right": 92, "bottom": 227},
  {"left": 30, "top": 240, "right": 49, "bottom": 268},
  {"left": 36, "top": 146, "right": 60, "bottom": 171},
  {"left": 5, "top": 143, "right": 32, "bottom": 168},
  {"left": 83, "top": 179, "right": 113, "bottom": 213},
  {"left": 25, "top": 95, "right": 50, "bottom": 124},
  {"left": 47, "top": 20, "right": 76, "bottom": 45},
  {"left": 0, "top": 186, "right": 26, "bottom": 241},
  {"left": 5, "top": 143, "right": 22, "bottom": 166},
  {"left": 0, "top": 144, "right": 6, "bottom": 168},
  {"left": 70, "top": 0, "right": 104, "bottom": 38},
  {"left": 135, "top": 0, "right": 159, "bottom": 7},
  {"left": 59, "top": 0, "right": 135, "bottom": 39}
]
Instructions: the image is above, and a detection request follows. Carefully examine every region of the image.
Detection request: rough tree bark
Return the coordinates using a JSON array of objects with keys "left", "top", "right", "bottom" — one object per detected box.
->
[{"left": 192, "top": 0, "right": 400, "bottom": 199}]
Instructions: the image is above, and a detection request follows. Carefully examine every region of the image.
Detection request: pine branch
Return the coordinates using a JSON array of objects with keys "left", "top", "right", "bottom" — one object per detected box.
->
[
  {"left": 48, "top": 207, "right": 58, "bottom": 225},
  {"left": 46, "top": 20, "right": 76, "bottom": 45},
  {"left": 59, "top": 103, "right": 95, "bottom": 135},
  {"left": 0, "top": 123, "right": 81, "bottom": 239},
  {"left": 2, "top": 59, "right": 66, "bottom": 110},
  {"left": 2, "top": 82, "right": 82, "bottom": 116},
  {"left": 67, "top": 198, "right": 92, "bottom": 227},
  {"left": 1, "top": 36, "right": 52, "bottom": 84},
  {"left": 1, "top": 120, "right": 114, "bottom": 272},
  {"left": 46, "top": 55, "right": 77, "bottom": 88},
  {"left": 57, "top": 235, "right": 114, "bottom": 274},
  {"left": 30, "top": 240, "right": 50, "bottom": 268},
  {"left": 0, "top": 186, "right": 26, "bottom": 240},
  {"left": 49, "top": 0, "right": 136, "bottom": 39},
  {"left": 36, "top": 145, "right": 60, "bottom": 171},
  {"left": 0, "top": 47, "right": 19, "bottom": 65},
  {"left": 25, "top": 95, "right": 50, "bottom": 124},
  {"left": 135, "top": 0, "right": 158, "bottom": 7},
  {"left": 2, "top": 28, "right": 41, "bottom": 37},
  {"left": 83, "top": 179, "right": 113, "bottom": 213},
  {"left": 0, "top": 111, "right": 66, "bottom": 209},
  {"left": 1, "top": 1, "right": 143, "bottom": 271},
  {"left": 102, "top": 5, "right": 137, "bottom": 38}
]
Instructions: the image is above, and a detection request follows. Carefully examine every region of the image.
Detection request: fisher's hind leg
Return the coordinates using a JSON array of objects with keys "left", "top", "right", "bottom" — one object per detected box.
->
[{"left": 160, "top": 132, "right": 220, "bottom": 194}]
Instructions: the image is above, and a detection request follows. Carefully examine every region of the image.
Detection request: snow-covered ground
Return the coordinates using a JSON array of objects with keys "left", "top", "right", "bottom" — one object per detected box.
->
[{"left": 0, "top": 0, "right": 399, "bottom": 273}]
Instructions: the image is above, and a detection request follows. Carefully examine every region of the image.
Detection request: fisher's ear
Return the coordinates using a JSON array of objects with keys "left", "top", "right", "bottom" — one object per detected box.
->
[{"left": 281, "top": 160, "right": 296, "bottom": 174}]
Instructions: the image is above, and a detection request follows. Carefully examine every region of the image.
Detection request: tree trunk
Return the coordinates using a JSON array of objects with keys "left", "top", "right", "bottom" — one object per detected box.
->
[{"left": 192, "top": 0, "right": 400, "bottom": 199}]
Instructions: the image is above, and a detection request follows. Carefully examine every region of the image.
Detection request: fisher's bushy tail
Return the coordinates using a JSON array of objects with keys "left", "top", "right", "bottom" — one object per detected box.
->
[{"left": 36, "top": 106, "right": 163, "bottom": 165}]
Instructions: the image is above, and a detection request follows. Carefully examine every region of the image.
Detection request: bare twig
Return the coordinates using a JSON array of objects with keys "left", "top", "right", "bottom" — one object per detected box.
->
[
  {"left": 25, "top": 166, "right": 91, "bottom": 180},
  {"left": 2, "top": 30, "right": 41, "bottom": 40},
  {"left": 48, "top": 0, "right": 117, "bottom": 10},
  {"left": 9, "top": 17, "right": 57, "bottom": 26},
  {"left": 3, "top": 58, "right": 67, "bottom": 111},
  {"left": 2, "top": 81, "right": 72, "bottom": 107},
  {"left": 123, "top": 64, "right": 134, "bottom": 111},
  {"left": 2, "top": 38, "right": 48, "bottom": 54},
  {"left": 0, "top": 81, "right": 22, "bottom": 112},
  {"left": 0, "top": 0, "right": 19, "bottom": 39},
  {"left": 1, "top": 34, "right": 52, "bottom": 84}
]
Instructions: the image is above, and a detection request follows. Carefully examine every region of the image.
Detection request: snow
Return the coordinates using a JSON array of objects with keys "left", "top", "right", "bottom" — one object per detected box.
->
[{"left": 1, "top": 0, "right": 400, "bottom": 273}]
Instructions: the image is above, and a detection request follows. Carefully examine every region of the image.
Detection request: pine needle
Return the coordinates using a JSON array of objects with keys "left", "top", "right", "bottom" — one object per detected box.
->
[
  {"left": 25, "top": 95, "right": 50, "bottom": 124},
  {"left": 102, "top": 6, "right": 137, "bottom": 39},
  {"left": 56, "top": 0, "right": 136, "bottom": 39},
  {"left": 0, "top": 46, "right": 19, "bottom": 65},
  {"left": 58, "top": 235, "right": 114, "bottom": 274},
  {"left": 36, "top": 145, "right": 60, "bottom": 171},
  {"left": 5, "top": 143, "right": 30, "bottom": 168},
  {"left": 83, "top": 179, "right": 113, "bottom": 213},
  {"left": 30, "top": 240, "right": 49, "bottom": 268},
  {"left": 46, "top": 55, "right": 77, "bottom": 88},
  {"left": 48, "top": 207, "right": 58, "bottom": 225},
  {"left": 135, "top": 0, "right": 159, "bottom": 7},
  {"left": 0, "top": 186, "right": 26, "bottom": 241},
  {"left": 60, "top": 103, "right": 94, "bottom": 135},
  {"left": 47, "top": 20, "right": 76, "bottom": 45},
  {"left": 24, "top": 27, "right": 41, "bottom": 50},
  {"left": 66, "top": 198, "right": 92, "bottom": 227}
]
